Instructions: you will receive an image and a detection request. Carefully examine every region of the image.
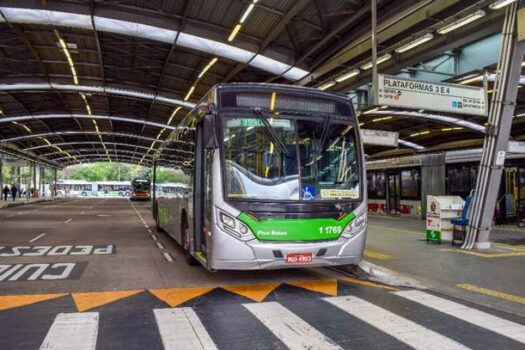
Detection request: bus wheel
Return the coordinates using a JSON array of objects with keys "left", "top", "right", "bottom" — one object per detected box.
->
[{"left": 182, "top": 221, "right": 198, "bottom": 266}]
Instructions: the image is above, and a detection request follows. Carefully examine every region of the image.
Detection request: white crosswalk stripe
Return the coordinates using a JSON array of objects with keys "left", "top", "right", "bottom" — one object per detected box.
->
[
  {"left": 243, "top": 301, "right": 342, "bottom": 350},
  {"left": 39, "top": 312, "right": 98, "bottom": 350},
  {"left": 394, "top": 290, "right": 525, "bottom": 344},
  {"left": 324, "top": 295, "right": 470, "bottom": 350},
  {"left": 154, "top": 308, "right": 218, "bottom": 350},
  {"left": 31, "top": 295, "right": 525, "bottom": 350}
]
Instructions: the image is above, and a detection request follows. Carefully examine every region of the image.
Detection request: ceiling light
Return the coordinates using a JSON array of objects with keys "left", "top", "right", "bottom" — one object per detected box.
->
[
  {"left": 198, "top": 57, "right": 218, "bottom": 79},
  {"left": 335, "top": 69, "right": 360, "bottom": 83},
  {"left": 437, "top": 10, "right": 486, "bottom": 35},
  {"left": 395, "top": 33, "right": 434, "bottom": 53},
  {"left": 372, "top": 116, "right": 393, "bottom": 122},
  {"left": 361, "top": 53, "right": 392, "bottom": 70},
  {"left": 318, "top": 81, "right": 336, "bottom": 90},
  {"left": 168, "top": 106, "right": 182, "bottom": 125},
  {"left": 240, "top": 4, "right": 255, "bottom": 24},
  {"left": 458, "top": 74, "right": 483, "bottom": 85},
  {"left": 363, "top": 107, "right": 380, "bottom": 115},
  {"left": 228, "top": 24, "right": 242, "bottom": 42},
  {"left": 489, "top": 0, "right": 518, "bottom": 10},
  {"left": 184, "top": 86, "right": 195, "bottom": 101}
]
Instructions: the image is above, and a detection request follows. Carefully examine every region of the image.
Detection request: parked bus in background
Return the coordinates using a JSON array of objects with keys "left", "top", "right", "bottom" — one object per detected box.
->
[
  {"left": 153, "top": 83, "right": 366, "bottom": 270},
  {"left": 96, "top": 181, "right": 131, "bottom": 197},
  {"left": 56, "top": 180, "right": 95, "bottom": 197},
  {"left": 131, "top": 178, "right": 151, "bottom": 200},
  {"left": 155, "top": 183, "right": 189, "bottom": 198}
]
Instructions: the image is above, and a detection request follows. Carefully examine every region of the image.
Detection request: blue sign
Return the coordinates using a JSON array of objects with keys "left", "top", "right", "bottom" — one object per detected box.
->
[{"left": 301, "top": 186, "right": 316, "bottom": 200}]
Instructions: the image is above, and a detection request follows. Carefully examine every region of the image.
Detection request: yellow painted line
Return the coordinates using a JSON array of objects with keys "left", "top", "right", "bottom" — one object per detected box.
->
[
  {"left": 494, "top": 243, "right": 525, "bottom": 252},
  {"left": 72, "top": 290, "right": 142, "bottom": 312},
  {"left": 286, "top": 279, "right": 338, "bottom": 296},
  {"left": 149, "top": 286, "right": 215, "bottom": 307},
  {"left": 0, "top": 293, "right": 68, "bottom": 311},
  {"left": 457, "top": 284, "right": 525, "bottom": 305},
  {"left": 440, "top": 248, "right": 525, "bottom": 258},
  {"left": 340, "top": 276, "right": 399, "bottom": 291},
  {"left": 364, "top": 249, "right": 393, "bottom": 260},
  {"left": 222, "top": 282, "right": 280, "bottom": 302}
]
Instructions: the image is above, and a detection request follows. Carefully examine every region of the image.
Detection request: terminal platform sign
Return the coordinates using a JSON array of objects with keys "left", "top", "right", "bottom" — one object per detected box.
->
[{"left": 377, "top": 74, "right": 487, "bottom": 116}]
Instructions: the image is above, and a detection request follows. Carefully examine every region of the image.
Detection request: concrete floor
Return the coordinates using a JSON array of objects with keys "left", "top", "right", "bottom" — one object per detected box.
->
[
  {"left": 365, "top": 215, "right": 525, "bottom": 317},
  {"left": 0, "top": 198, "right": 524, "bottom": 349}
]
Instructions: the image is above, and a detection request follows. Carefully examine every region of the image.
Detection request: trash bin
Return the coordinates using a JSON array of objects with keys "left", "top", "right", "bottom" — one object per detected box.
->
[{"left": 426, "top": 196, "right": 465, "bottom": 243}]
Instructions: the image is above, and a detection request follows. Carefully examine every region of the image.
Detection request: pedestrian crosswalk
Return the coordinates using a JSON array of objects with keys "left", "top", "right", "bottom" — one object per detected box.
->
[{"left": 33, "top": 290, "right": 525, "bottom": 350}]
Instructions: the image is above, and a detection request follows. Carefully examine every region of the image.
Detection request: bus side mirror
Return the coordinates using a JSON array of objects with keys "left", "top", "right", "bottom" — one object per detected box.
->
[{"left": 203, "top": 114, "right": 218, "bottom": 149}]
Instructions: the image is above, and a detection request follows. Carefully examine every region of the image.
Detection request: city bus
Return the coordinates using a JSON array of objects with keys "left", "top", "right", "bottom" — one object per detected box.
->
[
  {"left": 56, "top": 180, "right": 95, "bottom": 197},
  {"left": 96, "top": 181, "right": 131, "bottom": 197},
  {"left": 131, "top": 178, "right": 151, "bottom": 200},
  {"left": 153, "top": 83, "right": 366, "bottom": 270}
]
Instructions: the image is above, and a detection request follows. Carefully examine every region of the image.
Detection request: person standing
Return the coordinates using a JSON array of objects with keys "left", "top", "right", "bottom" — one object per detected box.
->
[
  {"left": 2, "top": 185, "right": 9, "bottom": 201},
  {"left": 11, "top": 184, "right": 18, "bottom": 201}
]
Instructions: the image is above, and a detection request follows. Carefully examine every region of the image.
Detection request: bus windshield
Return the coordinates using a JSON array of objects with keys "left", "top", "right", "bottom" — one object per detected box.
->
[{"left": 222, "top": 116, "right": 360, "bottom": 201}]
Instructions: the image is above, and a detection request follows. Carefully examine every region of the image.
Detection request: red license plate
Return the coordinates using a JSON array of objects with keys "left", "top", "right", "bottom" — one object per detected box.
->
[{"left": 285, "top": 253, "right": 313, "bottom": 264}]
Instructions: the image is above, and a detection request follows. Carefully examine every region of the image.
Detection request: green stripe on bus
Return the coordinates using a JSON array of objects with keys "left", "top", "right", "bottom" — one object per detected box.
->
[{"left": 237, "top": 212, "right": 355, "bottom": 242}]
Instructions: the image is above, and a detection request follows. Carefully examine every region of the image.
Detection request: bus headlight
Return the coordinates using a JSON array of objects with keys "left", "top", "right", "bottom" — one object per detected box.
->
[
  {"left": 341, "top": 212, "right": 367, "bottom": 238},
  {"left": 217, "top": 210, "right": 255, "bottom": 241}
]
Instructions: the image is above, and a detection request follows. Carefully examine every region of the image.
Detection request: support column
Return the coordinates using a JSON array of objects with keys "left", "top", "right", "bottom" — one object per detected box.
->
[
  {"left": 53, "top": 168, "right": 58, "bottom": 197},
  {"left": 371, "top": 0, "right": 378, "bottom": 105},
  {"left": 152, "top": 161, "right": 157, "bottom": 217},
  {"left": 464, "top": 3, "right": 525, "bottom": 250}
]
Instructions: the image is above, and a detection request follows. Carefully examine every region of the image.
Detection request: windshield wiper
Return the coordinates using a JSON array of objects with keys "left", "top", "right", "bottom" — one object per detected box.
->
[{"left": 253, "top": 108, "right": 289, "bottom": 156}]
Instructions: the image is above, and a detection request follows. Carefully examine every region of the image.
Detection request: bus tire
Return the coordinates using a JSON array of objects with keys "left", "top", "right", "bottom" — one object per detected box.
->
[{"left": 181, "top": 220, "right": 198, "bottom": 266}]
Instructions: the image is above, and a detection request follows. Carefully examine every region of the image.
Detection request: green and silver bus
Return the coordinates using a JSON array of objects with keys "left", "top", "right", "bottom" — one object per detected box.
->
[{"left": 153, "top": 83, "right": 366, "bottom": 270}]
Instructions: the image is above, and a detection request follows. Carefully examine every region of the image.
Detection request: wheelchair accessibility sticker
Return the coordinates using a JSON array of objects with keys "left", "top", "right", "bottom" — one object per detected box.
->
[{"left": 301, "top": 186, "right": 316, "bottom": 200}]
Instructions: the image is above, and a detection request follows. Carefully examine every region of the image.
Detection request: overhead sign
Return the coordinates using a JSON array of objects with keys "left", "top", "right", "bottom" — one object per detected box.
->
[
  {"left": 361, "top": 129, "right": 399, "bottom": 147},
  {"left": 507, "top": 141, "right": 525, "bottom": 153},
  {"left": 377, "top": 74, "right": 488, "bottom": 116}
]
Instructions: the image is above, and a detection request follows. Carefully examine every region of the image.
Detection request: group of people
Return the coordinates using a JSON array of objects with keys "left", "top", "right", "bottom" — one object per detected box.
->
[{"left": 2, "top": 184, "right": 18, "bottom": 201}]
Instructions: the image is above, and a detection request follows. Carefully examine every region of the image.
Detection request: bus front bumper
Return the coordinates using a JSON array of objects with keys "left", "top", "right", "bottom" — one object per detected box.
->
[{"left": 208, "top": 227, "right": 366, "bottom": 270}]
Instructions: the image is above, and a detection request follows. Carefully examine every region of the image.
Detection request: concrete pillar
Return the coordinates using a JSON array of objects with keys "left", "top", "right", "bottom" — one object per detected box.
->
[
  {"left": 464, "top": 3, "right": 525, "bottom": 250},
  {"left": 53, "top": 168, "right": 58, "bottom": 197}
]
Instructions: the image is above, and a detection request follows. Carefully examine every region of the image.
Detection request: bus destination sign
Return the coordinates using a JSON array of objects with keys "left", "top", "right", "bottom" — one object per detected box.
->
[{"left": 377, "top": 74, "right": 488, "bottom": 116}]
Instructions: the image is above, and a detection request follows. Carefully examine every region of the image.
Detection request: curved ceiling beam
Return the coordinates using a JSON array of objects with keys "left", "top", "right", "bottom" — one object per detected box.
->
[
  {"left": 62, "top": 155, "right": 153, "bottom": 166},
  {"left": 46, "top": 148, "right": 188, "bottom": 160},
  {"left": 0, "top": 114, "right": 176, "bottom": 130},
  {"left": 52, "top": 152, "right": 153, "bottom": 162},
  {"left": 366, "top": 110, "right": 486, "bottom": 133},
  {"left": 25, "top": 141, "right": 150, "bottom": 152},
  {"left": 2, "top": 131, "right": 158, "bottom": 143},
  {"left": 0, "top": 83, "right": 196, "bottom": 109},
  {"left": 398, "top": 139, "right": 425, "bottom": 150},
  {"left": 0, "top": 7, "right": 309, "bottom": 81}
]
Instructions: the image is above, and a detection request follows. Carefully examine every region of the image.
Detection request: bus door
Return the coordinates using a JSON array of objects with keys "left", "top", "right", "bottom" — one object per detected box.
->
[
  {"left": 386, "top": 172, "right": 401, "bottom": 214},
  {"left": 193, "top": 124, "right": 213, "bottom": 261}
]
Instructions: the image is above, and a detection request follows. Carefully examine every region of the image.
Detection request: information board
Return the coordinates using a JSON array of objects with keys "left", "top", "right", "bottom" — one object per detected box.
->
[
  {"left": 377, "top": 74, "right": 488, "bottom": 116},
  {"left": 361, "top": 129, "right": 399, "bottom": 147}
]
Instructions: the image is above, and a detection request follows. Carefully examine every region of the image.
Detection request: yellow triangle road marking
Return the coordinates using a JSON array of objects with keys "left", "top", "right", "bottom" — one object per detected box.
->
[
  {"left": 0, "top": 293, "right": 68, "bottom": 311},
  {"left": 286, "top": 279, "right": 338, "bottom": 296},
  {"left": 222, "top": 283, "right": 280, "bottom": 302},
  {"left": 72, "top": 290, "right": 143, "bottom": 312},
  {"left": 149, "top": 287, "right": 214, "bottom": 307}
]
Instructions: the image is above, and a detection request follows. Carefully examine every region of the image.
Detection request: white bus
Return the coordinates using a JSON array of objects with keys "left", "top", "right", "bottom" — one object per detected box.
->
[
  {"left": 96, "top": 181, "right": 131, "bottom": 197},
  {"left": 153, "top": 83, "right": 366, "bottom": 270},
  {"left": 56, "top": 180, "right": 95, "bottom": 197}
]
